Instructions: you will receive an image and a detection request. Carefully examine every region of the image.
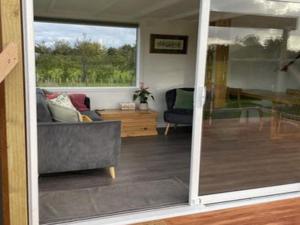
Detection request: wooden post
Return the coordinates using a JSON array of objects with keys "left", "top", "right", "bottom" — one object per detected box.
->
[
  {"left": 0, "top": 0, "right": 28, "bottom": 224},
  {"left": 210, "top": 19, "right": 231, "bottom": 108}
]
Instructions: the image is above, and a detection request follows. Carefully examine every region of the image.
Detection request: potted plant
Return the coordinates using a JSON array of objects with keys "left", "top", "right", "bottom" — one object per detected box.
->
[{"left": 133, "top": 82, "right": 154, "bottom": 110}]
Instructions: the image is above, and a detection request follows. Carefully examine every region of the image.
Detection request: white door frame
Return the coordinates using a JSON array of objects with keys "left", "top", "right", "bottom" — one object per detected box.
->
[
  {"left": 22, "top": 0, "right": 39, "bottom": 224},
  {"left": 22, "top": 0, "right": 300, "bottom": 225},
  {"left": 189, "top": 0, "right": 211, "bottom": 205}
]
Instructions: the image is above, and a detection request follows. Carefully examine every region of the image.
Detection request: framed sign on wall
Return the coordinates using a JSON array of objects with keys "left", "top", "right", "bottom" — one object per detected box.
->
[{"left": 150, "top": 34, "right": 189, "bottom": 54}]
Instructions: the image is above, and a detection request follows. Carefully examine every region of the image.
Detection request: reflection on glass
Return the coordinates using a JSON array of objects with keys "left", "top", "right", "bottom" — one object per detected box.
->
[
  {"left": 200, "top": 0, "right": 300, "bottom": 195},
  {"left": 211, "top": 0, "right": 300, "bottom": 17}
]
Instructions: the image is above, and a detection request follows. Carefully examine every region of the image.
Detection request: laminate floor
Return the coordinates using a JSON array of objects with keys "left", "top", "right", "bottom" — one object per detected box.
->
[
  {"left": 39, "top": 129, "right": 191, "bottom": 224},
  {"left": 39, "top": 129, "right": 191, "bottom": 192}
]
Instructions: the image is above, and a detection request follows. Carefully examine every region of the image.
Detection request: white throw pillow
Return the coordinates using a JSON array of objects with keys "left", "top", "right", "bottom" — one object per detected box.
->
[
  {"left": 48, "top": 94, "right": 82, "bottom": 122},
  {"left": 48, "top": 101, "right": 81, "bottom": 122},
  {"left": 50, "top": 93, "right": 76, "bottom": 110}
]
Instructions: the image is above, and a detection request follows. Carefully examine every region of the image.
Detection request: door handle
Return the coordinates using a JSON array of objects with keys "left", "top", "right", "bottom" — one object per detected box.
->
[
  {"left": 201, "top": 86, "right": 207, "bottom": 107},
  {"left": 195, "top": 86, "right": 207, "bottom": 108}
]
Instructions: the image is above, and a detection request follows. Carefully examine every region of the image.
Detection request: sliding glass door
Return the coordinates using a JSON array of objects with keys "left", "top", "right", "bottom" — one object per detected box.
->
[{"left": 199, "top": 0, "right": 300, "bottom": 199}]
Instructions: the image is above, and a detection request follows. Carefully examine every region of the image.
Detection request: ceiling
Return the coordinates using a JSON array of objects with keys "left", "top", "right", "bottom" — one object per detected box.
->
[
  {"left": 34, "top": 0, "right": 200, "bottom": 24},
  {"left": 34, "top": 0, "right": 299, "bottom": 28}
]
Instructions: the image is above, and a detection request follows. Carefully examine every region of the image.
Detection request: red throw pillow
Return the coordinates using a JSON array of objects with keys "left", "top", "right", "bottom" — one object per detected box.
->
[
  {"left": 46, "top": 92, "right": 60, "bottom": 100},
  {"left": 69, "top": 94, "right": 89, "bottom": 112}
]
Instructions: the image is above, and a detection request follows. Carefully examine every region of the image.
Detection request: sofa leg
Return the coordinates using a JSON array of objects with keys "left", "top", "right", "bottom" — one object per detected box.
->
[
  {"left": 108, "top": 167, "right": 116, "bottom": 179},
  {"left": 165, "top": 123, "right": 171, "bottom": 136}
]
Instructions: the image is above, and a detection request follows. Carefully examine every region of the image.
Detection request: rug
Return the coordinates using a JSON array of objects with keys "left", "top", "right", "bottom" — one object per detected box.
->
[{"left": 39, "top": 178, "right": 188, "bottom": 224}]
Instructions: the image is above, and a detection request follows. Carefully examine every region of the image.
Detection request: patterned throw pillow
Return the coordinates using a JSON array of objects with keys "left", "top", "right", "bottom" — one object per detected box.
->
[
  {"left": 48, "top": 101, "right": 81, "bottom": 122},
  {"left": 48, "top": 94, "right": 82, "bottom": 122},
  {"left": 50, "top": 94, "right": 76, "bottom": 110}
]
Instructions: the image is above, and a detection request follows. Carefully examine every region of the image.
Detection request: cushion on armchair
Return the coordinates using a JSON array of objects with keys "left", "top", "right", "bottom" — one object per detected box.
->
[
  {"left": 174, "top": 89, "right": 194, "bottom": 109},
  {"left": 164, "top": 88, "right": 194, "bottom": 125},
  {"left": 166, "top": 88, "right": 194, "bottom": 110}
]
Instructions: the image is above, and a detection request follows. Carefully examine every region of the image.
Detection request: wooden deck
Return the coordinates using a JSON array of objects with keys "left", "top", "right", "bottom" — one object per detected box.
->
[
  {"left": 200, "top": 117, "right": 300, "bottom": 195},
  {"left": 136, "top": 197, "right": 300, "bottom": 225}
]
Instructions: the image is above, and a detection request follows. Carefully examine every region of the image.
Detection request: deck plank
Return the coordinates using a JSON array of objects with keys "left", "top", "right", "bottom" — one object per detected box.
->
[{"left": 136, "top": 198, "right": 300, "bottom": 225}]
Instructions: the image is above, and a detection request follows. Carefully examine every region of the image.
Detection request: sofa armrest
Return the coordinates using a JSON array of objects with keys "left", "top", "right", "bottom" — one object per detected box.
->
[{"left": 38, "top": 121, "right": 121, "bottom": 174}]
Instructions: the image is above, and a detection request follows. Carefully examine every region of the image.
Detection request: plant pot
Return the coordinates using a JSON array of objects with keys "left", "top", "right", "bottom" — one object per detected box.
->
[{"left": 139, "top": 103, "right": 148, "bottom": 111}]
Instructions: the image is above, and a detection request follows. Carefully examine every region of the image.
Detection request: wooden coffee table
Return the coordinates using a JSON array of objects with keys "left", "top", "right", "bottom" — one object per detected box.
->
[{"left": 96, "top": 109, "right": 158, "bottom": 138}]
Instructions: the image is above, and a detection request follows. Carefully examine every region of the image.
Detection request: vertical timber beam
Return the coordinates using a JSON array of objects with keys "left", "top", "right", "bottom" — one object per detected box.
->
[
  {"left": 211, "top": 19, "right": 231, "bottom": 108},
  {"left": 0, "top": 0, "right": 28, "bottom": 224}
]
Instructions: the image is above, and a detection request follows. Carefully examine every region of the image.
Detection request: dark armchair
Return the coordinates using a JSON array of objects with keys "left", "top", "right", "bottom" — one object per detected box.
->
[{"left": 164, "top": 88, "right": 194, "bottom": 135}]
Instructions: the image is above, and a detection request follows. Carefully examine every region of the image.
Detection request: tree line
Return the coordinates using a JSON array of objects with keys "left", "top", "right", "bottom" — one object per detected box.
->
[{"left": 35, "top": 39, "right": 136, "bottom": 87}]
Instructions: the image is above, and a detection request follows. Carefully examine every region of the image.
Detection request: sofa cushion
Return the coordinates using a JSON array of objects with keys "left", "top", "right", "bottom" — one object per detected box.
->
[
  {"left": 48, "top": 101, "right": 81, "bottom": 123},
  {"left": 43, "top": 89, "right": 91, "bottom": 110},
  {"left": 36, "top": 88, "right": 53, "bottom": 122},
  {"left": 81, "top": 111, "right": 102, "bottom": 121},
  {"left": 69, "top": 94, "right": 89, "bottom": 112},
  {"left": 46, "top": 92, "right": 60, "bottom": 100},
  {"left": 50, "top": 94, "right": 76, "bottom": 110},
  {"left": 174, "top": 89, "right": 194, "bottom": 110}
]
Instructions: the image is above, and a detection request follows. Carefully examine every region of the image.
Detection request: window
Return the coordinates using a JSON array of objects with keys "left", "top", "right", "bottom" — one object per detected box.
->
[{"left": 34, "top": 21, "right": 138, "bottom": 88}]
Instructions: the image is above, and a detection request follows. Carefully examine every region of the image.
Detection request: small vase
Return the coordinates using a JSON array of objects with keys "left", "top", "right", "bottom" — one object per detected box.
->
[{"left": 139, "top": 103, "right": 148, "bottom": 111}]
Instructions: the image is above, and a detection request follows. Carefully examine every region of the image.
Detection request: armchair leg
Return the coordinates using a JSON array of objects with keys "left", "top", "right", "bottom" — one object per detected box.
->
[
  {"left": 108, "top": 166, "right": 116, "bottom": 179},
  {"left": 165, "top": 123, "right": 171, "bottom": 136}
]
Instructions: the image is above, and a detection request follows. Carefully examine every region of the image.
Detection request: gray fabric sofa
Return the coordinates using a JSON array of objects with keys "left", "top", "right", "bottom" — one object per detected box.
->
[{"left": 37, "top": 89, "right": 121, "bottom": 176}]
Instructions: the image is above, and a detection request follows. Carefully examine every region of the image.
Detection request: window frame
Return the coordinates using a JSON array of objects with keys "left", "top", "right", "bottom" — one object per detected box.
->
[{"left": 34, "top": 17, "right": 141, "bottom": 90}]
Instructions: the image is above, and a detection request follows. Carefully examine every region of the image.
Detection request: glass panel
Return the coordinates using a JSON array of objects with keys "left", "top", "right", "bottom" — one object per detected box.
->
[
  {"left": 34, "top": 1, "right": 200, "bottom": 222},
  {"left": 200, "top": 0, "right": 300, "bottom": 195}
]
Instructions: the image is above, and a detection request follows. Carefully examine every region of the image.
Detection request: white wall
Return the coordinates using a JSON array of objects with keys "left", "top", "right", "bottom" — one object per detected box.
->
[
  {"left": 54, "top": 20, "right": 198, "bottom": 126},
  {"left": 139, "top": 20, "right": 198, "bottom": 126}
]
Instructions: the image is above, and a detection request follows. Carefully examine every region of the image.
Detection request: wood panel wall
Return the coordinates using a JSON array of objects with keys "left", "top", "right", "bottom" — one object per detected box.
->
[{"left": 0, "top": 0, "right": 28, "bottom": 224}]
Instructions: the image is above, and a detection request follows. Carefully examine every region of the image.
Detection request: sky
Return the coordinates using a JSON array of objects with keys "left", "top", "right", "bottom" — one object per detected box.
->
[
  {"left": 209, "top": 0, "right": 300, "bottom": 51},
  {"left": 208, "top": 27, "right": 283, "bottom": 46},
  {"left": 211, "top": 0, "right": 300, "bottom": 17},
  {"left": 208, "top": 26, "right": 300, "bottom": 52},
  {"left": 34, "top": 22, "right": 137, "bottom": 48}
]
